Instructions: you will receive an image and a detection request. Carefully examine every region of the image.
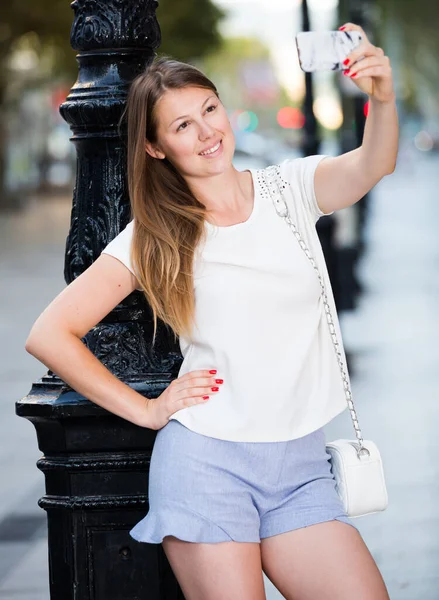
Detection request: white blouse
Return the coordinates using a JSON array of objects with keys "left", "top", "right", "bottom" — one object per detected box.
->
[{"left": 101, "top": 155, "right": 350, "bottom": 442}]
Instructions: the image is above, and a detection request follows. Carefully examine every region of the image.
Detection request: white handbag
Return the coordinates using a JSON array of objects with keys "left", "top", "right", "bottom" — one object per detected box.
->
[{"left": 260, "top": 165, "right": 388, "bottom": 518}]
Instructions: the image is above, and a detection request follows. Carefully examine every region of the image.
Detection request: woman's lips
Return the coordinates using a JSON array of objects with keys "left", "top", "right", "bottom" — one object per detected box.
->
[{"left": 199, "top": 139, "right": 223, "bottom": 158}]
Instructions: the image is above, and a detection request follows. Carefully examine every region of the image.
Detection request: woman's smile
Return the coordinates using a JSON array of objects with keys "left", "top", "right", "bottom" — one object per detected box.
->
[{"left": 199, "top": 139, "right": 223, "bottom": 158}]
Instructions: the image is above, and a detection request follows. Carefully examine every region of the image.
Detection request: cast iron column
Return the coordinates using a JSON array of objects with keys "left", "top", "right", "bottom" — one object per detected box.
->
[
  {"left": 299, "top": 0, "right": 341, "bottom": 309},
  {"left": 16, "top": 1, "right": 184, "bottom": 598},
  {"left": 349, "top": 0, "right": 374, "bottom": 248},
  {"left": 335, "top": 0, "right": 374, "bottom": 312},
  {"left": 300, "top": 0, "right": 320, "bottom": 157}
]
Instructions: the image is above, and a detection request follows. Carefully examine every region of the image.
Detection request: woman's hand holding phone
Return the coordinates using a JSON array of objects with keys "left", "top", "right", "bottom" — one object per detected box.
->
[
  {"left": 339, "top": 23, "right": 395, "bottom": 104},
  {"left": 295, "top": 23, "right": 395, "bottom": 104}
]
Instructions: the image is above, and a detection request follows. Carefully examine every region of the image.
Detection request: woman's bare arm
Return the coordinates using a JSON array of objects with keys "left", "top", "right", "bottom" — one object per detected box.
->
[
  {"left": 25, "top": 254, "right": 151, "bottom": 428},
  {"left": 313, "top": 23, "right": 398, "bottom": 214},
  {"left": 314, "top": 98, "right": 398, "bottom": 214}
]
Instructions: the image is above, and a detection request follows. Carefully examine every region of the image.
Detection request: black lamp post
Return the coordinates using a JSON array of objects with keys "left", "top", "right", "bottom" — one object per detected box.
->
[
  {"left": 300, "top": 0, "right": 320, "bottom": 157},
  {"left": 349, "top": 0, "right": 374, "bottom": 248},
  {"left": 16, "top": 1, "right": 184, "bottom": 598},
  {"left": 334, "top": 0, "right": 375, "bottom": 312},
  {"left": 299, "top": 0, "right": 342, "bottom": 310}
]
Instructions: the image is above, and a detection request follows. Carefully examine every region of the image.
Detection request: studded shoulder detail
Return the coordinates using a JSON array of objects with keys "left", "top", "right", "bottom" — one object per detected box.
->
[{"left": 255, "top": 164, "right": 291, "bottom": 219}]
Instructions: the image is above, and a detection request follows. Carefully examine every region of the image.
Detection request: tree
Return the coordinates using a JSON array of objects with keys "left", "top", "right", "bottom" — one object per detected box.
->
[
  {"left": 157, "top": 0, "right": 226, "bottom": 62},
  {"left": 0, "top": 0, "right": 226, "bottom": 205},
  {"left": 374, "top": 0, "right": 439, "bottom": 116}
]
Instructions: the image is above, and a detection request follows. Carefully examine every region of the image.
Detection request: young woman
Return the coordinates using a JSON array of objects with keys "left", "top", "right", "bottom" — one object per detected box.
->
[{"left": 26, "top": 22, "right": 397, "bottom": 600}]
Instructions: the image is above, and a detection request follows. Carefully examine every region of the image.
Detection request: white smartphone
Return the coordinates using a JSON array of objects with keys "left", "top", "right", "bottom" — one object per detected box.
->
[{"left": 296, "top": 30, "right": 363, "bottom": 72}]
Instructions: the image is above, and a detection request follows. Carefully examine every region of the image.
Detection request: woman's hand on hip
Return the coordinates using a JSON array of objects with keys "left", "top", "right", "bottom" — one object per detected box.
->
[{"left": 143, "top": 369, "right": 223, "bottom": 430}]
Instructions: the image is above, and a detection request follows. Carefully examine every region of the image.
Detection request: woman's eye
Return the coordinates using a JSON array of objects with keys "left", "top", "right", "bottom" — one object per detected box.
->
[{"left": 176, "top": 105, "right": 217, "bottom": 131}]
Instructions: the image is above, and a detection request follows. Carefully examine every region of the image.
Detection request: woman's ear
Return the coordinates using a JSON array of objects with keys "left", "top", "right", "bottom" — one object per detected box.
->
[{"left": 145, "top": 139, "right": 166, "bottom": 160}]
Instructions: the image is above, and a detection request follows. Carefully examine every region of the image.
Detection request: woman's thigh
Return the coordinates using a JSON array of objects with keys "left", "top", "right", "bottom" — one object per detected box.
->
[
  {"left": 162, "top": 536, "right": 266, "bottom": 600},
  {"left": 260, "top": 520, "right": 389, "bottom": 600}
]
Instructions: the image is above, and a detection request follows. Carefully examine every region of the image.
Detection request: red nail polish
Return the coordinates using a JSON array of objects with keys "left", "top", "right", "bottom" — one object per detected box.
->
[
  {"left": 343, "top": 69, "right": 350, "bottom": 75},
  {"left": 202, "top": 395, "right": 209, "bottom": 400},
  {"left": 343, "top": 59, "right": 349, "bottom": 66},
  {"left": 215, "top": 379, "right": 224, "bottom": 384},
  {"left": 211, "top": 386, "right": 219, "bottom": 392},
  {"left": 351, "top": 72, "right": 357, "bottom": 78},
  {"left": 209, "top": 369, "right": 217, "bottom": 374},
  {"left": 339, "top": 26, "right": 346, "bottom": 31}
]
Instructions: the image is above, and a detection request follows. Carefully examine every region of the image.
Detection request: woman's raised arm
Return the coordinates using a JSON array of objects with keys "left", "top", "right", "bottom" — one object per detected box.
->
[{"left": 314, "top": 22, "right": 398, "bottom": 215}]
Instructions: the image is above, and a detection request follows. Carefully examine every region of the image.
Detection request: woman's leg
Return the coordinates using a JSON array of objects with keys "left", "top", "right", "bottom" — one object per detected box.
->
[
  {"left": 260, "top": 520, "right": 389, "bottom": 600},
  {"left": 162, "top": 536, "right": 266, "bottom": 600}
]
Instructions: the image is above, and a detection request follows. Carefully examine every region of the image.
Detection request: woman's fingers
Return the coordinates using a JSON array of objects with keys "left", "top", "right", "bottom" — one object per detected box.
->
[
  {"left": 174, "top": 372, "right": 221, "bottom": 391},
  {"left": 345, "top": 42, "right": 382, "bottom": 68},
  {"left": 176, "top": 381, "right": 221, "bottom": 396},
  {"left": 350, "top": 66, "right": 390, "bottom": 80},
  {"left": 177, "top": 388, "right": 214, "bottom": 406},
  {"left": 339, "top": 22, "right": 385, "bottom": 68},
  {"left": 177, "top": 369, "right": 216, "bottom": 382},
  {"left": 177, "top": 383, "right": 220, "bottom": 406},
  {"left": 173, "top": 369, "right": 217, "bottom": 389},
  {"left": 344, "top": 56, "right": 387, "bottom": 76},
  {"left": 170, "top": 369, "right": 224, "bottom": 404},
  {"left": 339, "top": 22, "right": 369, "bottom": 43}
]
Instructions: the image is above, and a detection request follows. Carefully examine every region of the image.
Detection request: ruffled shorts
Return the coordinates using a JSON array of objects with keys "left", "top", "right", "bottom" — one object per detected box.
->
[{"left": 129, "top": 419, "right": 358, "bottom": 544}]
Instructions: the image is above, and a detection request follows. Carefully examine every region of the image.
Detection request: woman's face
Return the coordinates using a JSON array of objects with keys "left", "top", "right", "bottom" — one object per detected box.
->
[{"left": 146, "top": 86, "right": 235, "bottom": 178}]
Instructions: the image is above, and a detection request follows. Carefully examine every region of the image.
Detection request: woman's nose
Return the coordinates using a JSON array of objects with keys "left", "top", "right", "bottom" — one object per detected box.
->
[{"left": 198, "top": 121, "right": 215, "bottom": 139}]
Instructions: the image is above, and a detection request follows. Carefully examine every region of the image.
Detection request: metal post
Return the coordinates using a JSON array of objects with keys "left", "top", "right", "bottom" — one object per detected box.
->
[
  {"left": 335, "top": 0, "right": 374, "bottom": 312},
  {"left": 300, "top": 0, "right": 320, "bottom": 157},
  {"left": 299, "top": 0, "right": 341, "bottom": 308},
  {"left": 349, "top": 0, "right": 374, "bottom": 249},
  {"left": 16, "top": 1, "right": 184, "bottom": 598}
]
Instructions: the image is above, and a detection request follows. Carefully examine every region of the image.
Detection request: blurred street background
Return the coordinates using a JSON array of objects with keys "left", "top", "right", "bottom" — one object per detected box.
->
[{"left": 1, "top": 0, "right": 439, "bottom": 598}]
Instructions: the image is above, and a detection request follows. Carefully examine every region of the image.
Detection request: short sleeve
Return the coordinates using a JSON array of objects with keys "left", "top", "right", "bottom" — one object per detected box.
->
[
  {"left": 101, "top": 220, "right": 142, "bottom": 290},
  {"left": 281, "top": 155, "right": 333, "bottom": 223}
]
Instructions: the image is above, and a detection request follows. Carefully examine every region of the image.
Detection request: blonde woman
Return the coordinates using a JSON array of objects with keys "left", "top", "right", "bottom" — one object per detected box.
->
[{"left": 26, "top": 23, "right": 397, "bottom": 600}]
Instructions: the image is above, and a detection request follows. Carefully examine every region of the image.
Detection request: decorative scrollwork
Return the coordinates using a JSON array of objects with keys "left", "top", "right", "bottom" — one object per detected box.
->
[{"left": 70, "top": 0, "right": 161, "bottom": 51}]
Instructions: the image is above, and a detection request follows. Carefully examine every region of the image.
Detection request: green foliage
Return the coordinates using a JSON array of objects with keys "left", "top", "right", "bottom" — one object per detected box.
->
[
  {"left": 157, "top": 0, "right": 226, "bottom": 62},
  {"left": 0, "top": 0, "right": 226, "bottom": 85},
  {"left": 202, "top": 35, "right": 271, "bottom": 76},
  {"left": 0, "top": 0, "right": 227, "bottom": 203},
  {"left": 338, "top": 0, "right": 439, "bottom": 115},
  {"left": 0, "top": 0, "right": 75, "bottom": 85},
  {"left": 374, "top": 0, "right": 439, "bottom": 113}
]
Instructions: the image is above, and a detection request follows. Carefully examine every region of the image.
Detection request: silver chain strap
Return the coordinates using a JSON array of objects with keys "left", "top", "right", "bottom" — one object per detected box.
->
[{"left": 260, "top": 166, "right": 369, "bottom": 457}]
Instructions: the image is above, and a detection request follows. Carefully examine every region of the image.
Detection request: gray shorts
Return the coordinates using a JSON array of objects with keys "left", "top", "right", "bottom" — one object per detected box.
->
[{"left": 129, "top": 419, "right": 358, "bottom": 544}]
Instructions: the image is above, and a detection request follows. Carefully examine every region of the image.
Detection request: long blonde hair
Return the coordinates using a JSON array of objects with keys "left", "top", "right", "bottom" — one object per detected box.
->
[{"left": 121, "top": 56, "right": 219, "bottom": 346}]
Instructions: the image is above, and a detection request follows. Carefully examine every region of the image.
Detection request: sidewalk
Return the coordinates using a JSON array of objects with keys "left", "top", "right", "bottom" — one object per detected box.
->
[
  {"left": 0, "top": 193, "right": 70, "bottom": 599},
  {"left": 334, "top": 146, "right": 439, "bottom": 597},
  {"left": 1, "top": 145, "right": 438, "bottom": 598}
]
